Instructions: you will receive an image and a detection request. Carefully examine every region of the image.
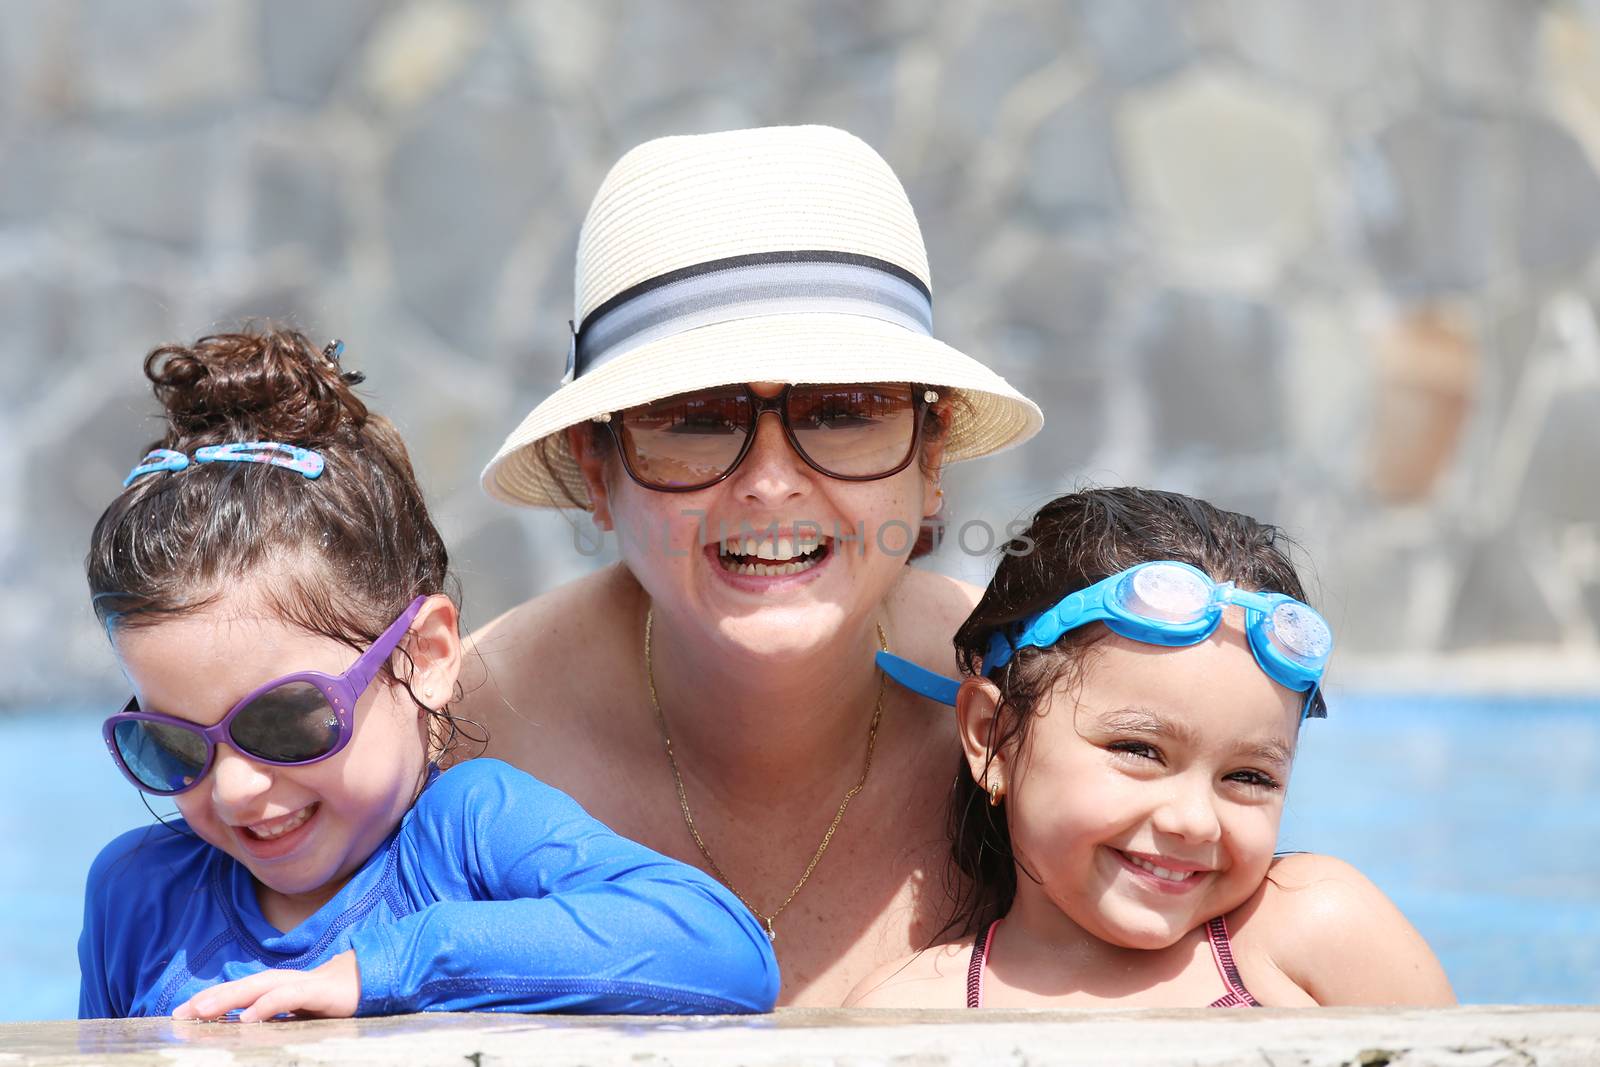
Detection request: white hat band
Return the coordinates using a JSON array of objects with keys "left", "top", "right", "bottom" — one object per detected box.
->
[{"left": 566, "top": 251, "right": 934, "bottom": 382}]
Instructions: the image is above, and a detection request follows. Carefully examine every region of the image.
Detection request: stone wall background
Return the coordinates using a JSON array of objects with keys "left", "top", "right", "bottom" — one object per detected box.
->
[{"left": 4, "top": 0, "right": 1599, "bottom": 706}]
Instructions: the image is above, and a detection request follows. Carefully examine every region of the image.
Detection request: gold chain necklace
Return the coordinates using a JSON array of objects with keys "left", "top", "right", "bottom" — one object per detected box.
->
[{"left": 644, "top": 606, "right": 888, "bottom": 942}]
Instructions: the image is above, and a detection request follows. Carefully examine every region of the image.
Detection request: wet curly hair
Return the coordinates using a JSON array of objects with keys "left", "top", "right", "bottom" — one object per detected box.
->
[{"left": 86, "top": 325, "right": 480, "bottom": 762}]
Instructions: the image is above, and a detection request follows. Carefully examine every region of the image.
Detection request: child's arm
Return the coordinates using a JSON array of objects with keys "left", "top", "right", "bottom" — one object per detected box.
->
[
  {"left": 77, "top": 861, "right": 117, "bottom": 1019},
  {"left": 78, "top": 827, "right": 168, "bottom": 1019},
  {"left": 1254, "top": 853, "right": 1456, "bottom": 1006},
  {"left": 180, "top": 760, "right": 779, "bottom": 1019}
]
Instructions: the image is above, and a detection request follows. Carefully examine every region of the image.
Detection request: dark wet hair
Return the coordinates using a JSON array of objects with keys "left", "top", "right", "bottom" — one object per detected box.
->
[
  {"left": 86, "top": 326, "right": 479, "bottom": 761},
  {"left": 941, "top": 487, "right": 1321, "bottom": 939}
]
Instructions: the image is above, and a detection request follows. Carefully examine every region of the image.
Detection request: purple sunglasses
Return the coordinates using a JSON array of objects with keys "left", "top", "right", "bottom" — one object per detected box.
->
[{"left": 103, "top": 596, "right": 427, "bottom": 796}]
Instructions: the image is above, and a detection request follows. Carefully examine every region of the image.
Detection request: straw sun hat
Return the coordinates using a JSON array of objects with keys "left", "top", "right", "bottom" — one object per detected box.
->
[{"left": 481, "top": 124, "right": 1043, "bottom": 509}]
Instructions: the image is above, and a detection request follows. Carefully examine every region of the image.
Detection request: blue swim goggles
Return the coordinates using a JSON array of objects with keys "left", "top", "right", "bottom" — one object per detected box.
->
[{"left": 878, "top": 560, "right": 1332, "bottom": 718}]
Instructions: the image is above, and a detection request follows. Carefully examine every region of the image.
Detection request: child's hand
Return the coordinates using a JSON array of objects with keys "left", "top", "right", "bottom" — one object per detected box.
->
[{"left": 172, "top": 951, "right": 361, "bottom": 1022}]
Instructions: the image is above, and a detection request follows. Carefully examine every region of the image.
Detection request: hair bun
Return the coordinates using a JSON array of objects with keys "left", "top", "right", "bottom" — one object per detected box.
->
[{"left": 144, "top": 327, "right": 369, "bottom": 446}]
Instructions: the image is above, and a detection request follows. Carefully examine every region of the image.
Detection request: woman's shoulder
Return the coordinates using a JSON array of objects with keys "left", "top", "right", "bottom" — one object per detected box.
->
[
  {"left": 458, "top": 564, "right": 641, "bottom": 760},
  {"left": 470, "top": 562, "right": 637, "bottom": 659},
  {"left": 888, "top": 565, "right": 984, "bottom": 675},
  {"left": 843, "top": 938, "right": 974, "bottom": 1008},
  {"left": 1228, "top": 852, "right": 1455, "bottom": 1005}
]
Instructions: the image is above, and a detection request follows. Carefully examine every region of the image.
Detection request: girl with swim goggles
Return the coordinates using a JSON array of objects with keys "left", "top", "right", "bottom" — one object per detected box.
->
[
  {"left": 852, "top": 488, "right": 1454, "bottom": 1009},
  {"left": 81, "top": 328, "right": 777, "bottom": 1021}
]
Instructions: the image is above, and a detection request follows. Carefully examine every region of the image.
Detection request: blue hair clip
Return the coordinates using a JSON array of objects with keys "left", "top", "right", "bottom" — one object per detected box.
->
[
  {"left": 193, "top": 442, "right": 325, "bottom": 479},
  {"left": 122, "top": 448, "right": 190, "bottom": 487},
  {"left": 322, "top": 339, "right": 345, "bottom": 363}
]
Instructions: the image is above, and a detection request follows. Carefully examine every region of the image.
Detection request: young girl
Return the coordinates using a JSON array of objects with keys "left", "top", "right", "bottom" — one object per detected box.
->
[
  {"left": 80, "top": 328, "right": 779, "bottom": 1020},
  {"left": 855, "top": 488, "right": 1455, "bottom": 1008}
]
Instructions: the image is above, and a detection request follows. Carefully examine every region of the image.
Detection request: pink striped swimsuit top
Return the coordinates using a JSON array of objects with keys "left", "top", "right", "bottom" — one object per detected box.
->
[{"left": 965, "top": 916, "right": 1261, "bottom": 1008}]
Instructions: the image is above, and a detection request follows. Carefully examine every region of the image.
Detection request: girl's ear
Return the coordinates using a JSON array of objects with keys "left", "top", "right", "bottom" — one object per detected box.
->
[
  {"left": 567, "top": 424, "right": 613, "bottom": 531},
  {"left": 398, "top": 594, "right": 463, "bottom": 709},
  {"left": 956, "top": 676, "right": 1008, "bottom": 791}
]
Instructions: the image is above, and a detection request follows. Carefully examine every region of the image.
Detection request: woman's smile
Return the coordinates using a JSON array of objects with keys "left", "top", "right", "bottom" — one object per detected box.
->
[{"left": 707, "top": 534, "right": 834, "bottom": 590}]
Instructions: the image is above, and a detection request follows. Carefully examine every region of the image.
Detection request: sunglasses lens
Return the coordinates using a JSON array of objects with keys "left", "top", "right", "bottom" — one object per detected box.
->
[
  {"left": 1266, "top": 601, "right": 1333, "bottom": 669},
  {"left": 1118, "top": 562, "right": 1213, "bottom": 623},
  {"left": 617, "top": 388, "right": 752, "bottom": 489},
  {"left": 787, "top": 384, "right": 918, "bottom": 478},
  {"left": 112, "top": 718, "right": 208, "bottom": 794},
  {"left": 228, "top": 682, "right": 342, "bottom": 764}
]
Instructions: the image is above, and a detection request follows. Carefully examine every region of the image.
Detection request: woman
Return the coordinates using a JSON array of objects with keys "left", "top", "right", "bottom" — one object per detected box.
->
[{"left": 464, "top": 125, "right": 1042, "bottom": 1006}]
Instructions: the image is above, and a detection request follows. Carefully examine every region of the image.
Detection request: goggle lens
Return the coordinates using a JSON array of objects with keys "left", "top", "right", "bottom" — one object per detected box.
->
[
  {"left": 227, "top": 682, "right": 342, "bottom": 763},
  {"left": 1265, "top": 601, "right": 1333, "bottom": 668},
  {"left": 614, "top": 384, "right": 920, "bottom": 490},
  {"left": 112, "top": 718, "right": 207, "bottom": 794},
  {"left": 1118, "top": 562, "right": 1213, "bottom": 623}
]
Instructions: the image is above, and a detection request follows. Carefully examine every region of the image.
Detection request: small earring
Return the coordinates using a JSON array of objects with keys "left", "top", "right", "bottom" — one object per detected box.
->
[{"left": 987, "top": 781, "right": 1003, "bottom": 807}]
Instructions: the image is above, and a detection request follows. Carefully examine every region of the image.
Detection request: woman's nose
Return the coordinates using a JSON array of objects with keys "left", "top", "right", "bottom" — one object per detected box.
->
[{"left": 728, "top": 406, "right": 812, "bottom": 507}]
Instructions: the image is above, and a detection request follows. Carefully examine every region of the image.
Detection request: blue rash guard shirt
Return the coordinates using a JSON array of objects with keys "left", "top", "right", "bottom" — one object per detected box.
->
[{"left": 78, "top": 759, "right": 779, "bottom": 1018}]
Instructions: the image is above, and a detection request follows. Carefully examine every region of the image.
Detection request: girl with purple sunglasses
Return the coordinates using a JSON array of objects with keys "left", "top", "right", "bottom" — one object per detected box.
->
[{"left": 79, "top": 327, "right": 778, "bottom": 1021}]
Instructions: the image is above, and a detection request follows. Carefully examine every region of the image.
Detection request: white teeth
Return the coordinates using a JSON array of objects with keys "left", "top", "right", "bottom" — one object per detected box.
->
[
  {"left": 724, "top": 536, "right": 821, "bottom": 562},
  {"left": 722, "top": 556, "right": 821, "bottom": 577},
  {"left": 1126, "top": 854, "right": 1199, "bottom": 882},
  {"left": 247, "top": 806, "right": 313, "bottom": 840},
  {"left": 718, "top": 534, "right": 825, "bottom": 571}
]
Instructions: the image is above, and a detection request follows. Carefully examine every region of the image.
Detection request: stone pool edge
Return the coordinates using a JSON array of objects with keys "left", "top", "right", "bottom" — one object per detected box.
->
[{"left": 2, "top": 1005, "right": 1597, "bottom": 1065}]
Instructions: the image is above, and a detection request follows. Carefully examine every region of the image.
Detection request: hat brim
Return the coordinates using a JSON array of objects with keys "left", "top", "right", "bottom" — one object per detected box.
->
[{"left": 481, "top": 313, "right": 1044, "bottom": 509}]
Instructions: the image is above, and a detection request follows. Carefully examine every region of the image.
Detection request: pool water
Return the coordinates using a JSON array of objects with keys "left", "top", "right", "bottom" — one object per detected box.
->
[{"left": 2, "top": 693, "right": 1596, "bottom": 1021}]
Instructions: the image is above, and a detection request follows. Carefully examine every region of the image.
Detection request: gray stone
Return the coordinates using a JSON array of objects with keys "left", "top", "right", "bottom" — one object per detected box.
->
[
  {"left": 1278, "top": 300, "right": 1372, "bottom": 491},
  {"left": 942, "top": 6, "right": 1078, "bottom": 141},
  {"left": 1515, "top": 385, "right": 1600, "bottom": 526},
  {"left": 259, "top": 0, "right": 385, "bottom": 106},
  {"left": 1355, "top": 111, "right": 1600, "bottom": 297},
  {"left": 1512, "top": 119, "right": 1600, "bottom": 281},
  {"left": 803, "top": 0, "right": 928, "bottom": 57},
  {"left": 384, "top": 99, "right": 561, "bottom": 355},
  {"left": 1117, "top": 69, "right": 1328, "bottom": 262},
  {"left": 26, "top": 377, "right": 157, "bottom": 609},
  {"left": 1135, "top": 290, "right": 1284, "bottom": 457},
  {"left": 1354, "top": 112, "right": 1504, "bottom": 297},
  {"left": 0, "top": 269, "right": 176, "bottom": 414},
  {"left": 0, "top": 269, "right": 74, "bottom": 406},
  {"left": 1224, "top": 0, "right": 1409, "bottom": 94},
  {"left": 216, "top": 285, "right": 319, "bottom": 334},
  {"left": 0, "top": 0, "right": 73, "bottom": 124},
  {"left": 992, "top": 244, "right": 1115, "bottom": 480},
  {"left": 513, "top": 0, "right": 612, "bottom": 95},
  {"left": 452, "top": 515, "right": 536, "bottom": 633},
  {"left": 77, "top": 0, "right": 249, "bottom": 115},
  {"left": 1414, "top": 0, "right": 1542, "bottom": 101},
  {"left": 1075, "top": 0, "right": 1190, "bottom": 85},
  {"left": 1446, "top": 529, "right": 1565, "bottom": 651},
  {"left": 8, "top": 1005, "right": 1600, "bottom": 1065},
  {"left": 604, "top": 3, "right": 788, "bottom": 124},
  {"left": 0, "top": 128, "right": 67, "bottom": 227},
  {"left": 249, "top": 138, "right": 347, "bottom": 264},
  {"left": 59, "top": 126, "right": 225, "bottom": 250},
  {"left": 790, "top": 48, "right": 899, "bottom": 154},
  {"left": 1023, "top": 92, "right": 1125, "bottom": 230}
]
